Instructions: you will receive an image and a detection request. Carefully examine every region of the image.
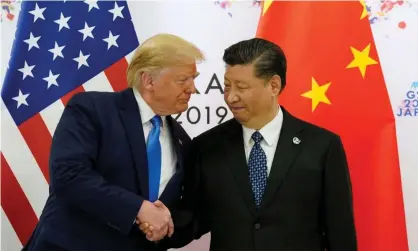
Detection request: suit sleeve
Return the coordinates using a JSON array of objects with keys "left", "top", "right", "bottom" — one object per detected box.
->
[
  {"left": 49, "top": 93, "right": 143, "bottom": 235},
  {"left": 323, "top": 135, "right": 358, "bottom": 251}
]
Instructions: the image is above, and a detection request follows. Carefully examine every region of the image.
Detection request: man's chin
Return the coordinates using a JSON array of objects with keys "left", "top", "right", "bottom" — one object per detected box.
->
[
  {"left": 232, "top": 114, "right": 248, "bottom": 123},
  {"left": 176, "top": 103, "right": 189, "bottom": 113}
]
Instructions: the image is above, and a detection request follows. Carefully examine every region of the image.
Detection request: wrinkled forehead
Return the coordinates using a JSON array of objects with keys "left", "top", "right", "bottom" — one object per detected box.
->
[{"left": 163, "top": 64, "right": 199, "bottom": 78}]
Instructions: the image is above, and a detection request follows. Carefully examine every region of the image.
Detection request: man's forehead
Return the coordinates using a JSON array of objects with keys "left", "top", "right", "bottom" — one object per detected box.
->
[
  {"left": 171, "top": 64, "right": 198, "bottom": 75},
  {"left": 224, "top": 65, "right": 254, "bottom": 81}
]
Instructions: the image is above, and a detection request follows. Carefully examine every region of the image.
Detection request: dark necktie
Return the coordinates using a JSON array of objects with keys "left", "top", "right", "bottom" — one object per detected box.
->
[
  {"left": 147, "top": 115, "right": 162, "bottom": 202},
  {"left": 248, "top": 131, "right": 268, "bottom": 209}
]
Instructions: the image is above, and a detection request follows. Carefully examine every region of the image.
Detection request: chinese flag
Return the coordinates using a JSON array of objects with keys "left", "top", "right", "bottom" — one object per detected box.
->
[{"left": 256, "top": 1, "right": 408, "bottom": 251}]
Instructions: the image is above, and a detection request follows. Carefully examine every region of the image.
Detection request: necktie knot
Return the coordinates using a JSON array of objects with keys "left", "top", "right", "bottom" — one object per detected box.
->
[
  {"left": 251, "top": 131, "right": 263, "bottom": 144},
  {"left": 151, "top": 115, "right": 162, "bottom": 128}
]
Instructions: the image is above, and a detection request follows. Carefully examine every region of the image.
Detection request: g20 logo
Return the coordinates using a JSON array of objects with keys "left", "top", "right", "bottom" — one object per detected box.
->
[{"left": 397, "top": 82, "right": 418, "bottom": 117}]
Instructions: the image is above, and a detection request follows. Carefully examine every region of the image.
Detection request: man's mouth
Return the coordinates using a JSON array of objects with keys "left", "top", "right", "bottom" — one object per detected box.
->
[{"left": 229, "top": 106, "right": 244, "bottom": 111}]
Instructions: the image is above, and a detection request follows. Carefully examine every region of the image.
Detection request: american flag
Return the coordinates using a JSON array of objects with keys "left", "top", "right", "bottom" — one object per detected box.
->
[{"left": 1, "top": 1, "right": 139, "bottom": 249}]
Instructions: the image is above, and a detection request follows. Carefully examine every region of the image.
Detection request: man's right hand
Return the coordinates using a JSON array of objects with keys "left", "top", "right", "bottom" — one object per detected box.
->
[{"left": 136, "top": 200, "right": 171, "bottom": 240}]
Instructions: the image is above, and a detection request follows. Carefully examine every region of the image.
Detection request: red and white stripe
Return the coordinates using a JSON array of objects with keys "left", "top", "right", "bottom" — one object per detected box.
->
[{"left": 1, "top": 57, "right": 132, "bottom": 249}]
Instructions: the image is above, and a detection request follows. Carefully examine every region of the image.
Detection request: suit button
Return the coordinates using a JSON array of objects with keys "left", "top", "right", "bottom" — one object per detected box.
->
[{"left": 254, "top": 223, "right": 260, "bottom": 229}]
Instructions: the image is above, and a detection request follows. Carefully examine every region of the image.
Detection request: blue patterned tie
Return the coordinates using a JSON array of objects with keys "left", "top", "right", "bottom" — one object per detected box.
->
[
  {"left": 147, "top": 115, "right": 162, "bottom": 202},
  {"left": 248, "top": 131, "right": 268, "bottom": 209}
]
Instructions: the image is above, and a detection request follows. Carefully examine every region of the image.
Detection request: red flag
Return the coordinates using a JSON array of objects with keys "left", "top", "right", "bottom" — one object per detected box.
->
[{"left": 256, "top": 1, "right": 408, "bottom": 250}]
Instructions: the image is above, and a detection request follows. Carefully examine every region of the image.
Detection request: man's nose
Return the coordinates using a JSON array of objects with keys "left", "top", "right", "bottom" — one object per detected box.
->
[
  {"left": 225, "top": 91, "right": 238, "bottom": 103},
  {"left": 186, "top": 80, "right": 197, "bottom": 94}
]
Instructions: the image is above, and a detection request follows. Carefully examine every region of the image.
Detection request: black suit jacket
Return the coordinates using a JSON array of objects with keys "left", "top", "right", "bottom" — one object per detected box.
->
[
  {"left": 169, "top": 107, "right": 357, "bottom": 251},
  {"left": 23, "top": 88, "right": 191, "bottom": 251}
]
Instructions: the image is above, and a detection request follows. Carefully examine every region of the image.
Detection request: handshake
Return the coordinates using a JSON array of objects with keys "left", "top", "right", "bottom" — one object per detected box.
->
[{"left": 135, "top": 200, "right": 174, "bottom": 241}]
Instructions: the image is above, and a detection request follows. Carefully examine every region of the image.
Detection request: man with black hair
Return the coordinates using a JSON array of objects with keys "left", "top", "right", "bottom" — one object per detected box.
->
[{"left": 141, "top": 38, "right": 357, "bottom": 251}]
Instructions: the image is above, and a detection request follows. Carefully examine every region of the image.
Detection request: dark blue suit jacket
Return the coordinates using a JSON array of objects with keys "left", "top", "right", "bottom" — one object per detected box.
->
[{"left": 23, "top": 88, "right": 191, "bottom": 251}]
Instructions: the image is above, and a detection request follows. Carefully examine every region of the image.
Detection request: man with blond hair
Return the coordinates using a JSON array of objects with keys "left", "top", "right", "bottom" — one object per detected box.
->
[{"left": 22, "top": 33, "right": 204, "bottom": 251}]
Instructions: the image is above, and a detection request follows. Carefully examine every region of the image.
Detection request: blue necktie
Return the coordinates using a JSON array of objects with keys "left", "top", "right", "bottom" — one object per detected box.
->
[
  {"left": 248, "top": 131, "right": 268, "bottom": 209},
  {"left": 147, "top": 115, "right": 162, "bottom": 202}
]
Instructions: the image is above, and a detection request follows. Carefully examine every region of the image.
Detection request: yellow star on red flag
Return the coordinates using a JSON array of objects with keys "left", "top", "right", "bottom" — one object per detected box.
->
[
  {"left": 359, "top": 0, "right": 369, "bottom": 19},
  {"left": 301, "top": 77, "right": 332, "bottom": 112},
  {"left": 262, "top": 0, "right": 273, "bottom": 15},
  {"left": 346, "top": 43, "right": 378, "bottom": 78}
]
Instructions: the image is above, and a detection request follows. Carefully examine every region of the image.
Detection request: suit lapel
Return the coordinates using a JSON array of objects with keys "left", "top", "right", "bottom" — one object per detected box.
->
[
  {"left": 166, "top": 116, "right": 184, "bottom": 171},
  {"left": 118, "top": 89, "right": 149, "bottom": 199},
  {"left": 259, "top": 108, "right": 304, "bottom": 212},
  {"left": 157, "top": 116, "right": 185, "bottom": 205},
  {"left": 225, "top": 120, "right": 257, "bottom": 216}
]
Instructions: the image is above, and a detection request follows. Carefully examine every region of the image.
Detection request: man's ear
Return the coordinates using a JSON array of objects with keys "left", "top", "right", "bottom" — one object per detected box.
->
[
  {"left": 270, "top": 75, "right": 282, "bottom": 96},
  {"left": 140, "top": 72, "right": 154, "bottom": 91}
]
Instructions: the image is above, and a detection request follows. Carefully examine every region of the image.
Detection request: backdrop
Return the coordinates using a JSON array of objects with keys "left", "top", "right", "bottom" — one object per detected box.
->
[{"left": 1, "top": 1, "right": 417, "bottom": 251}]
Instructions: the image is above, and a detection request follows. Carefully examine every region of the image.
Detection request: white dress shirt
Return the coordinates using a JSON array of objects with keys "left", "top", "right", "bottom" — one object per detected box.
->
[
  {"left": 133, "top": 88, "right": 177, "bottom": 198},
  {"left": 242, "top": 107, "right": 284, "bottom": 176}
]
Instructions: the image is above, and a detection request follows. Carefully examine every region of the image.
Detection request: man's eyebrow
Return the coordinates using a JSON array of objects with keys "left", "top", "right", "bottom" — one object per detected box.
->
[
  {"left": 176, "top": 72, "right": 199, "bottom": 79},
  {"left": 224, "top": 77, "right": 248, "bottom": 85},
  {"left": 236, "top": 81, "right": 250, "bottom": 86}
]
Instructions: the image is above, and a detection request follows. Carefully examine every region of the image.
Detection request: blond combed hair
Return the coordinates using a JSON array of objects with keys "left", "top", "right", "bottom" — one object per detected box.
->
[{"left": 126, "top": 33, "right": 205, "bottom": 88}]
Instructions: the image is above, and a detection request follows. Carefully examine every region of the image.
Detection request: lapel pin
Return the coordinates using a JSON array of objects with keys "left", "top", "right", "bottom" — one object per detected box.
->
[
  {"left": 178, "top": 139, "right": 182, "bottom": 145},
  {"left": 293, "top": 137, "right": 301, "bottom": 145}
]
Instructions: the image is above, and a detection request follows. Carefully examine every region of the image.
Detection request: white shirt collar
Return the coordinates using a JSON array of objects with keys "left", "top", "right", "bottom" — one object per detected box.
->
[
  {"left": 242, "top": 106, "right": 283, "bottom": 147},
  {"left": 132, "top": 87, "right": 166, "bottom": 127}
]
